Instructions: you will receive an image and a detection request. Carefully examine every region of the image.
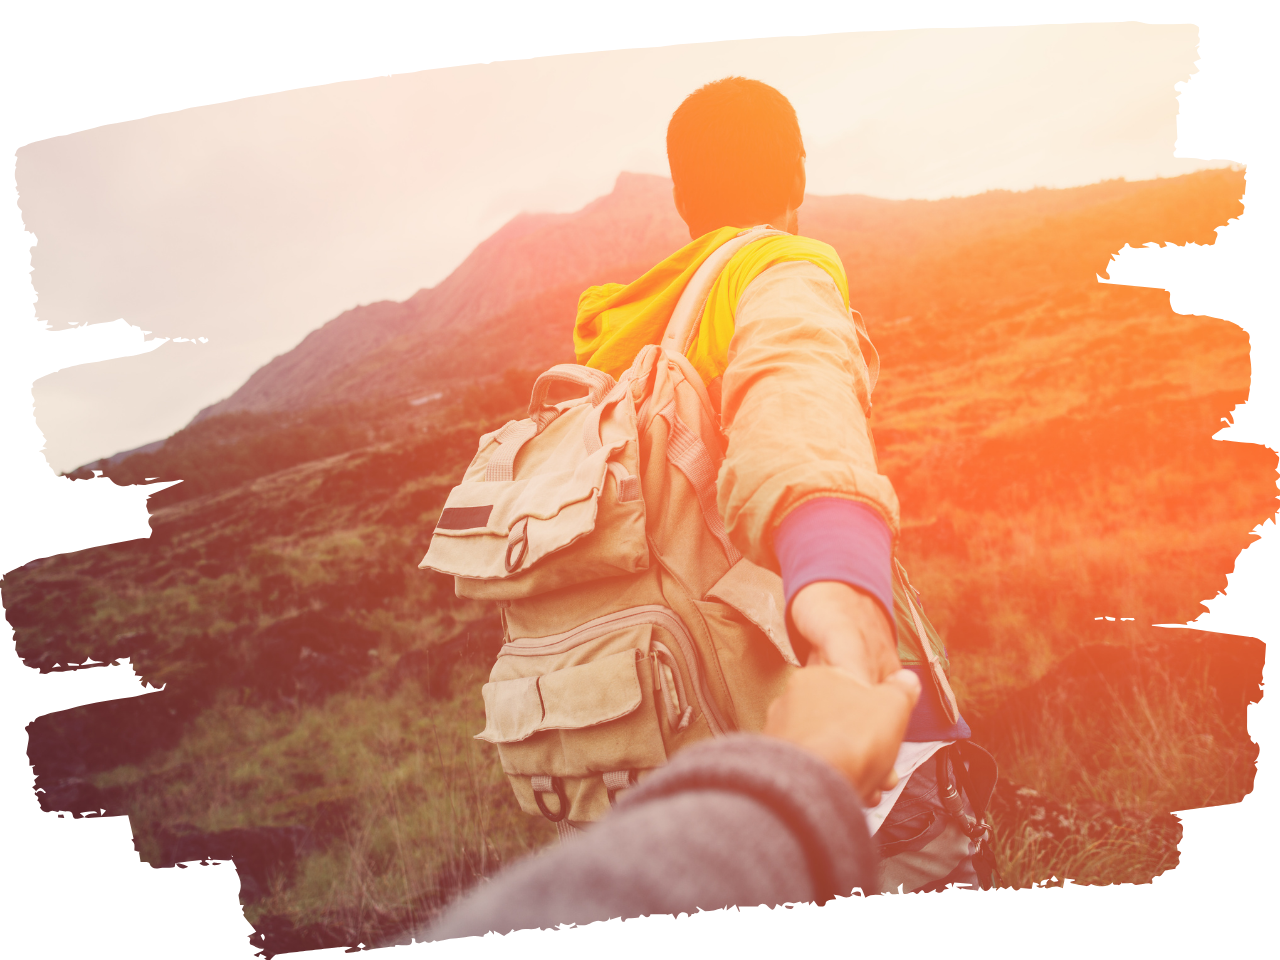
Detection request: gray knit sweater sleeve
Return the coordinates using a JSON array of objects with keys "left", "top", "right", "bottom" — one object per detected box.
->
[{"left": 423, "top": 734, "right": 875, "bottom": 941}]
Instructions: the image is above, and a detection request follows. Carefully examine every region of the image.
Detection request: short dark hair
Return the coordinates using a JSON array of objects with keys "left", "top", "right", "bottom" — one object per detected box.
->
[{"left": 666, "top": 77, "right": 805, "bottom": 231}]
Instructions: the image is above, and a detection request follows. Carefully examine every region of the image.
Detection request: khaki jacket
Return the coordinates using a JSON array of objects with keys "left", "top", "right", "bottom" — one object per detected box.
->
[{"left": 717, "top": 260, "right": 901, "bottom": 573}]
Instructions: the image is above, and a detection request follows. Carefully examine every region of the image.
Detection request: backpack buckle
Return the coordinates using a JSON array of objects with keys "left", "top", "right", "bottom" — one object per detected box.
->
[{"left": 968, "top": 820, "right": 992, "bottom": 844}]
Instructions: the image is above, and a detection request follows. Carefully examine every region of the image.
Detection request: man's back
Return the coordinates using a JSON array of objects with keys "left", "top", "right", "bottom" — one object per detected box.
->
[
  {"left": 425, "top": 75, "right": 990, "bottom": 892},
  {"left": 574, "top": 75, "right": 990, "bottom": 889}
]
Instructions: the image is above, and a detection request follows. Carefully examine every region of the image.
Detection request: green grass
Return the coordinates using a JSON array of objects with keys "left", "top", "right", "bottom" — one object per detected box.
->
[
  {"left": 101, "top": 639, "right": 1253, "bottom": 930},
  {"left": 983, "top": 657, "right": 1256, "bottom": 889},
  {"left": 106, "top": 661, "right": 554, "bottom": 945},
  {"left": 991, "top": 815, "right": 1180, "bottom": 890}
]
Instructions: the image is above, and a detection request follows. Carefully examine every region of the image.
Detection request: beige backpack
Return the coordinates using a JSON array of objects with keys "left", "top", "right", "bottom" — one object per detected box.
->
[{"left": 420, "top": 227, "right": 959, "bottom": 831}]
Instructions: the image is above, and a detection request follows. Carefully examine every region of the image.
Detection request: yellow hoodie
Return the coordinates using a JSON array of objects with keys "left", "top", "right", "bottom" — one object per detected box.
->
[
  {"left": 573, "top": 225, "right": 899, "bottom": 574},
  {"left": 573, "top": 226, "right": 851, "bottom": 386}
]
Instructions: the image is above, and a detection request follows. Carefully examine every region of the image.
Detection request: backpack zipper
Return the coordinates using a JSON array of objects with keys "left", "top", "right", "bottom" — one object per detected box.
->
[{"left": 650, "top": 642, "right": 692, "bottom": 732}]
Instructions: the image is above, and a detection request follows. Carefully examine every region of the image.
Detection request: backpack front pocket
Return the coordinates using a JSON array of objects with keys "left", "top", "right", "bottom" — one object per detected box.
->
[
  {"left": 476, "top": 650, "right": 651, "bottom": 747},
  {"left": 475, "top": 605, "right": 726, "bottom": 822}
]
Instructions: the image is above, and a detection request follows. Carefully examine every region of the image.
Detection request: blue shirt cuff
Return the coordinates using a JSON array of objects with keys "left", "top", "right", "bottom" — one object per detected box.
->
[
  {"left": 902, "top": 666, "right": 972, "bottom": 741},
  {"left": 772, "top": 497, "right": 895, "bottom": 648}
]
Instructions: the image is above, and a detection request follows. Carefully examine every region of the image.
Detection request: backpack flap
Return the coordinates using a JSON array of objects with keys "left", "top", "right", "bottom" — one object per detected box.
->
[
  {"left": 419, "top": 365, "right": 649, "bottom": 600},
  {"left": 705, "top": 557, "right": 798, "bottom": 667},
  {"left": 475, "top": 650, "right": 646, "bottom": 745}
]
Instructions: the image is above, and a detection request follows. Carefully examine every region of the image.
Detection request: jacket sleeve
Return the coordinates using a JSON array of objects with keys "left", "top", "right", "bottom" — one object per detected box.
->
[
  {"left": 716, "top": 259, "right": 901, "bottom": 572},
  {"left": 420, "top": 734, "right": 875, "bottom": 940}
]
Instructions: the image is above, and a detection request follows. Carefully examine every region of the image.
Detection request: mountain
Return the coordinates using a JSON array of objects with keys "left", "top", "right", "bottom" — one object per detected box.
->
[
  {"left": 93, "top": 166, "right": 1255, "bottom": 515},
  {"left": 56, "top": 161, "right": 1273, "bottom": 692},
  {"left": 195, "top": 172, "right": 689, "bottom": 419},
  {"left": 11, "top": 165, "right": 1273, "bottom": 948},
  {"left": 191, "top": 167, "right": 1248, "bottom": 426}
]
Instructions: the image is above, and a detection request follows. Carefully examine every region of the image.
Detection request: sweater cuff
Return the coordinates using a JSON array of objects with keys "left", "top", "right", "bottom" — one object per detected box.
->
[{"left": 773, "top": 498, "right": 896, "bottom": 644}]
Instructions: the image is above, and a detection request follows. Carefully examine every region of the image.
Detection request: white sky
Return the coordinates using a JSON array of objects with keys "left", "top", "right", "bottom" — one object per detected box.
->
[{"left": 19, "top": 21, "right": 1214, "bottom": 472}]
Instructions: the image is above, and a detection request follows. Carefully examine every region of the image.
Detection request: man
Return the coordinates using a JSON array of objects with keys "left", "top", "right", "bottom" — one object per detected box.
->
[
  {"left": 426, "top": 666, "right": 922, "bottom": 938},
  {"left": 573, "top": 77, "right": 985, "bottom": 893}
]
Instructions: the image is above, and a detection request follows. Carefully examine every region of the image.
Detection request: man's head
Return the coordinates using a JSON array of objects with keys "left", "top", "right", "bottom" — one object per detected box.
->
[{"left": 667, "top": 77, "right": 806, "bottom": 239}]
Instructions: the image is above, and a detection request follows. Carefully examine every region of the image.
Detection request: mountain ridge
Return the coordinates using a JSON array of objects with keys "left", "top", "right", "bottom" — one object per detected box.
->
[
  {"left": 196, "top": 167, "right": 1243, "bottom": 427},
  {"left": 195, "top": 172, "right": 685, "bottom": 420}
]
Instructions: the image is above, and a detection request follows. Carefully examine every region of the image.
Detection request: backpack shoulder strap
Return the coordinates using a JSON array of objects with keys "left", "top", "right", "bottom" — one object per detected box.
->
[{"left": 660, "top": 226, "right": 787, "bottom": 357}]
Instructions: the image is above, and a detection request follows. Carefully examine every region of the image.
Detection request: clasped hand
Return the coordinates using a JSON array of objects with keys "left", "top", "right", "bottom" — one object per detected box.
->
[{"left": 764, "top": 580, "right": 918, "bottom": 807}]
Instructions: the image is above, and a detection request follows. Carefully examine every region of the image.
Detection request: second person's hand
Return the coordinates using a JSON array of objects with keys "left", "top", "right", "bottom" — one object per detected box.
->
[{"left": 762, "top": 664, "right": 921, "bottom": 807}]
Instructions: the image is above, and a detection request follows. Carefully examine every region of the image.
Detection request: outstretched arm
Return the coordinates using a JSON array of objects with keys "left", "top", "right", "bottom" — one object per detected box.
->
[
  {"left": 718, "top": 260, "right": 901, "bottom": 683},
  {"left": 423, "top": 668, "right": 920, "bottom": 941}
]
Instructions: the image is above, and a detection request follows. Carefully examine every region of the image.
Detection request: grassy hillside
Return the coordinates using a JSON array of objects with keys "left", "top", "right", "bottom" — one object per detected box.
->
[{"left": 4, "top": 168, "right": 1273, "bottom": 952}]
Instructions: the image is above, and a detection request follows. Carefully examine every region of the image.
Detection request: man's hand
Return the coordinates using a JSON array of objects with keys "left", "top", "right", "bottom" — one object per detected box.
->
[
  {"left": 790, "top": 580, "right": 900, "bottom": 686},
  {"left": 763, "top": 666, "right": 921, "bottom": 807}
]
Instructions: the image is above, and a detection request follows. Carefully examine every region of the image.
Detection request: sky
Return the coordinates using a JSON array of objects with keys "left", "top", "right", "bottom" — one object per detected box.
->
[{"left": 17, "top": 21, "right": 1217, "bottom": 472}]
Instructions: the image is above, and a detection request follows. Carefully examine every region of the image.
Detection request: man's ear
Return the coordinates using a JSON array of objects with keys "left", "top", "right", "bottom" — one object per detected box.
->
[
  {"left": 790, "top": 161, "right": 807, "bottom": 208},
  {"left": 673, "top": 184, "right": 702, "bottom": 239},
  {"left": 672, "top": 184, "right": 691, "bottom": 224}
]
